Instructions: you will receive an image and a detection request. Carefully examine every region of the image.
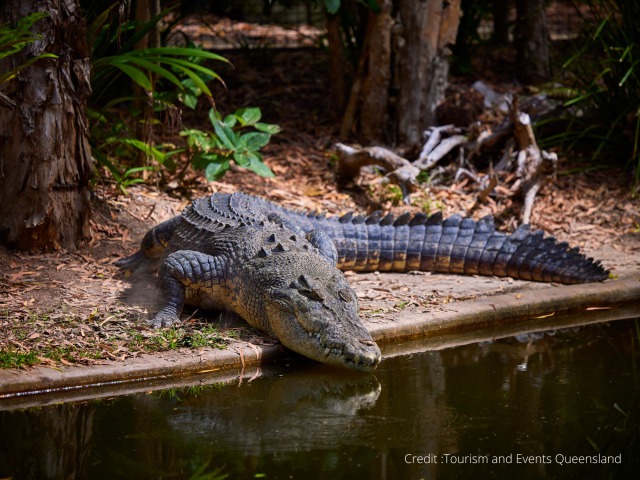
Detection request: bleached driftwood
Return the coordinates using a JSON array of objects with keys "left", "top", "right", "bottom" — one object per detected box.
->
[
  {"left": 508, "top": 97, "right": 557, "bottom": 224},
  {"left": 335, "top": 127, "right": 468, "bottom": 203},
  {"left": 335, "top": 143, "right": 420, "bottom": 201},
  {"left": 335, "top": 94, "right": 557, "bottom": 219},
  {"left": 414, "top": 126, "right": 467, "bottom": 171}
]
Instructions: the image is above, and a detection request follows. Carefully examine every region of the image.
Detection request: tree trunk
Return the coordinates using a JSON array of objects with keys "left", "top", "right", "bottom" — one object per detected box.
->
[
  {"left": 514, "top": 0, "right": 550, "bottom": 84},
  {"left": 492, "top": 0, "right": 511, "bottom": 45},
  {"left": 0, "top": 0, "right": 92, "bottom": 251},
  {"left": 326, "top": 13, "right": 349, "bottom": 118},
  {"left": 336, "top": 0, "right": 461, "bottom": 150},
  {"left": 358, "top": 0, "right": 393, "bottom": 142}
]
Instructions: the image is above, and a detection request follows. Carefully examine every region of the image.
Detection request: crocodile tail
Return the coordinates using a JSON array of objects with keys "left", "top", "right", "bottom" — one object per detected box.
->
[
  {"left": 295, "top": 210, "right": 609, "bottom": 284},
  {"left": 115, "top": 216, "right": 181, "bottom": 270}
]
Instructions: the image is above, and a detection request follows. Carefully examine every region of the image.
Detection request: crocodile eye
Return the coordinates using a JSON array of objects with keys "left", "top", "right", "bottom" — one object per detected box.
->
[{"left": 299, "top": 288, "right": 324, "bottom": 302}]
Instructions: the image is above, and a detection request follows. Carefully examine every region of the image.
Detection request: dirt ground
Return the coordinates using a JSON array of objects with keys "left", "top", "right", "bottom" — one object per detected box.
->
[
  {"left": 1, "top": 50, "right": 639, "bottom": 369},
  {"left": 1, "top": 151, "right": 638, "bottom": 369}
]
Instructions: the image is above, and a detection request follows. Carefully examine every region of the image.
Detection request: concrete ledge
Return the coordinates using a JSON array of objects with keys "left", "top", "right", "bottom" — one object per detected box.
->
[
  {"left": 0, "top": 343, "right": 282, "bottom": 409},
  {"left": 1, "top": 277, "right": 639, "bottom": 409},
  {"left": 369, "top": 276, "right": 640, "bottom": 344}
]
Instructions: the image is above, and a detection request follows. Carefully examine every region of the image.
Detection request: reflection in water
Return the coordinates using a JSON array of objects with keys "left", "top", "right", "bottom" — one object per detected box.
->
[
  {"left": 1, "top": 319, "right": 639, "bottom": 479},
  {"left": 166, "top": 366, "right": 382, "bottom": 454}
]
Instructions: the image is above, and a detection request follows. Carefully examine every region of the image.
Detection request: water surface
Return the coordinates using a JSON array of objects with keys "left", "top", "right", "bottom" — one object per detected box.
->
[{"left": 1, "top": 318, "right": 638, "bottom": 479}]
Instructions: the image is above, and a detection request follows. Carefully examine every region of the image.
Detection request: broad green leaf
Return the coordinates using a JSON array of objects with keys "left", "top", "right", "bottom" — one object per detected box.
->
[
  {"left": 246, "top": 153, "right": 275, "bottom": 178},
  {"left": 209, "top": 108, "right": 222, "bottom": 124},
  {"left": 255, "top": 122, "right": 282, "bottom": 134},
  {"left": 235, "top": 107, "right": 261, "bottom": 125},
  {"left": 181, "top": 92, "right": 198, "bottom": 109},
  {"left": 205, "top": 159, "right": 230, "bottom": 181},
  {"left": 181, "top": 77, "right": 203, "bottom": 96},
  {"left": 241, "top": 132, "right": 271, "bottom": 150},
  {"left": 233, "top": 151, "right": 250, "bottom": 166},
  {"left": 180, "top": 129, "right": 212, "bottom": 150},
  {"left": 223, "top": 114, "right": 238, "bottom": 127},
  {"left": 213, "top": 120, "right": 237, "bottom": 150}
]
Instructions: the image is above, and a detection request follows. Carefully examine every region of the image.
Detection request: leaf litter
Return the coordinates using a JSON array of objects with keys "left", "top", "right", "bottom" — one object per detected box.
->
[{"left": 1, "top": 50, "right": 639, "bottom": 369}]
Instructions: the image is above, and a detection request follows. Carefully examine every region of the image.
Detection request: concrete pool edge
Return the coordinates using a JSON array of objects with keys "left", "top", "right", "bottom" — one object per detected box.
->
[
  {"left": 369, "top": 276, "right": 640, "bottom": 343},
  {"left": 1, "top": 276, "right": 639, "bottom": 407}
]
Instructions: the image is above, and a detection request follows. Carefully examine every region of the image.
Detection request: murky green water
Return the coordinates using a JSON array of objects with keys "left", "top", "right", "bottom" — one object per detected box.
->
[{"left": 1, "top": 318, "right": 639, "bottom": 479}]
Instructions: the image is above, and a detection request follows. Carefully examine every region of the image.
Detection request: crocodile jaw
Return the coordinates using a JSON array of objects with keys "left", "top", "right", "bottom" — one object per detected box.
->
[{"left": 270, "top": 312, "right": 382, "bottom": 371}]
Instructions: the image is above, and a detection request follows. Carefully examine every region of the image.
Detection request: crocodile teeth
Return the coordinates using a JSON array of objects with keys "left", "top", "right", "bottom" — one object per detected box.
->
[{"left": 324, "top": 348, "right": 330, "bottom": 356}]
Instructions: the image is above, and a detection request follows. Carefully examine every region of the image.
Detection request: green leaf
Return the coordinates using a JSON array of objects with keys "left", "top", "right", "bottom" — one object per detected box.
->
[
  {"left": 106, "top": 137, "right": 166, "bottom": 163},
  {"left": 255, "top": 122, "right": 282, "bottom": 134},
  {"left": 209, "top": 108, "right": 222, "bottom": 124},
  {"left": 324, "top": 0, "right": 341, "bottom": 15},
  {"left": 213, "top": 120, "right": 237, "bottom": 150},
  {"left": 151, "top": 56, "right": 220, "bottom": 96},
  {"left": 223, "top": 114, "right": 238, "bottom": 127},
  {"left": 235, "top": 107, "right": 262, "bottom": 126},
  {"left": 246, "top": 152, "right": 275, "bottom": 178},
  {"left": 241, "top": 132, "right": 271, "bottom": 150},
  {"left": 181, "top": 92, "right": 198, "bottom": 109},
  {"left": 123, "top": 166, "right": 155, "bottom": 177},
  {"left": 233, "top": 151, "right": 250, "bottom": 166},
  {"left": 205, "top": 159, "right": 231, "bottom": 181},
  {"left": 618, "top": 60, "right": 638, "bottom": 87},
  {"left": 0, "top": 53, "right": 57, "bottom": 84},
  {"left": 180, "top": 129, "right": 214, "bottom": 151},
  {"left": 121, "top": 55, "right": 184, "bottom": 90},
  {"left": 107, "top": 62, "right": 152, "bottom": 90},
  {"left": 142, "top": 47, "right": 229, "bottom": 64}
]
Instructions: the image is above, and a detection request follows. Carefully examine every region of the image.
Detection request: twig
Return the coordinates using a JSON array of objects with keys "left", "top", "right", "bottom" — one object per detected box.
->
[
  {"left": 466, "top": 174, "right": 499, "bottom": 216},
  {"left": 414, "top": 134, "right": 468, "bottom": 171},
  {"left": 418, "top": 125, "right": 459, "bottom": 163}
]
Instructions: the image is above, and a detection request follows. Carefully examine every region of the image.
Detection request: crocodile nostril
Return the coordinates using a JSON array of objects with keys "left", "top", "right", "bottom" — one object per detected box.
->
[{"left": 359, "top": 339, "right": 376, "bottom": 347}]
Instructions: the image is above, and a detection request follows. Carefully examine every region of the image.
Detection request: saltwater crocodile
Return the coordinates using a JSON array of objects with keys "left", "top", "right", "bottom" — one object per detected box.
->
[{"left": 117, "top": 192, "right": 609, "bottom": 371}]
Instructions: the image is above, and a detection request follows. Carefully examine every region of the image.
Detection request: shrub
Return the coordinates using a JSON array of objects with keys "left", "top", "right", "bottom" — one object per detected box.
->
[{"left": 542, "top": 1, "right": 640, "bottom": 184}]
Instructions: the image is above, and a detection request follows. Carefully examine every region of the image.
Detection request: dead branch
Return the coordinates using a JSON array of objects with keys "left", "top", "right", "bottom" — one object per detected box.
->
[
  {"left": 335, "top": 93, "right": 558, "bottom": 221},
  {"left": 335, "top": 143, "right": 420, "bottom": 203},
  {"left": 508, "top": 97, "right": 557, "bottom": 224},
  {"left": 414, "top": 133, "right": 468, "bottom": 170},
  {"left": 417, "top": 125, "right": 459, "bottom": 163},
  {"left": 335, "top": 143, "right": 413, "bottom": 176}
]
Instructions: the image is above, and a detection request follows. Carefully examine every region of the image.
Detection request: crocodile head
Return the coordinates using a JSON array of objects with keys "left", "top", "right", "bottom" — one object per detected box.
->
[{"left": 260, "top": 255, "right": 382, "bottom": 371}]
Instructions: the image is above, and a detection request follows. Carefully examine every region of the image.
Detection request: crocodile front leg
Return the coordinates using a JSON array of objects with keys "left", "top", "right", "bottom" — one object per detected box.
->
[{"left": 153, "top": 250, "right": 227, "bottom": 328}]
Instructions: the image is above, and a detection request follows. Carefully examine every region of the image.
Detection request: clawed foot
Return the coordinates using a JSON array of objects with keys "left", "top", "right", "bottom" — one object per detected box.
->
[{"left": 149, "top": 311, "right": 181, "bottom": 328}]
